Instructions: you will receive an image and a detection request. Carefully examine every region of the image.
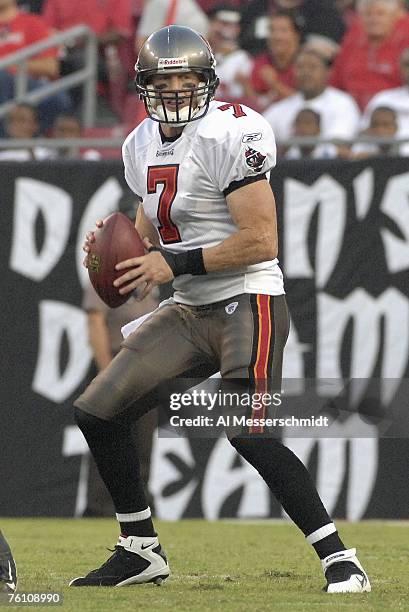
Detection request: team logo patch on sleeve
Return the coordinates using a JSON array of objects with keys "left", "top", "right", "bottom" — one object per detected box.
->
[{"left": 245, "top": 146, "right": 267, "bottom": 173}]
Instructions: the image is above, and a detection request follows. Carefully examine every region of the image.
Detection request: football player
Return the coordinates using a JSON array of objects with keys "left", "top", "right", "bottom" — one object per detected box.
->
[
  {"left": 71, "top": 25, "right": 370, "bottom": 593},
  {"left": 0, "top": 530, "right": 17, "bottom": 594}
]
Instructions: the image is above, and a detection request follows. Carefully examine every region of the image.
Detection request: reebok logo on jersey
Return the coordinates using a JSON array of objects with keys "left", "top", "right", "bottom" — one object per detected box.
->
[
  {"left": 156, "top": 149, "right": 174, "bottom": 157},
  {"left": 242, "top": 132, "right": 262, "bottom": 143},
  {"left": 245, "top": 146, "right": 266, "bottom": 173},
  {"left": 225, "top": 302, "right": 238, "bottom": 315}
]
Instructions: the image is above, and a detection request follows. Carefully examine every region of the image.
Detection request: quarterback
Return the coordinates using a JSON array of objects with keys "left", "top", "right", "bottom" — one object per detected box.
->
[{"left": 72, "top": 26, "right": 370, "bottom": 593}]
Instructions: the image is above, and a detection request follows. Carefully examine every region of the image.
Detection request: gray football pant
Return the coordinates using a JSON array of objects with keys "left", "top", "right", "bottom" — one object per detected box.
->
[{"left": 74, "top": 293, "right": 289, "bottom": 422}]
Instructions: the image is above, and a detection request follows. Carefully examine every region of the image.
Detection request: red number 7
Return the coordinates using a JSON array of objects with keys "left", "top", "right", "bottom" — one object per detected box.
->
[{"left": 147, "top": 165, "right": 181, "bottom": 244}]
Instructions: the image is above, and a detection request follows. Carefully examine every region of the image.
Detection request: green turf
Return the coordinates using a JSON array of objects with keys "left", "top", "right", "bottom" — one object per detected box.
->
[{"left": 0, "top": 519, "right": 408, "bottom": 611}]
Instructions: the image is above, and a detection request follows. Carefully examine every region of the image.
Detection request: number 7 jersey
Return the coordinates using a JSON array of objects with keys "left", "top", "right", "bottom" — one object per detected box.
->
[{"left": 122, "top": 100, "right": 285, "bottom": 305}]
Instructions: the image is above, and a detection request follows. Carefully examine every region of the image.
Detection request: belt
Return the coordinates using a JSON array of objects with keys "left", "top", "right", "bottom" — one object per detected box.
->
[{"left": 176, "top": 295, "right": 242, "bottom": 312}]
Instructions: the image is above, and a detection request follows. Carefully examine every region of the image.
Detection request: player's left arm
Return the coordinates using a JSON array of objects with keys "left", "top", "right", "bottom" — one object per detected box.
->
[{"left": 202, "top": 178, "right": 278, "bottom": 271}]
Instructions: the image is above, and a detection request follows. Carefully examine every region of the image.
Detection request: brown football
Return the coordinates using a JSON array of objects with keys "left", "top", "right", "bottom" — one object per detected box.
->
[{"left": 87, "top": 212, "right": 145, "bottom": 308}]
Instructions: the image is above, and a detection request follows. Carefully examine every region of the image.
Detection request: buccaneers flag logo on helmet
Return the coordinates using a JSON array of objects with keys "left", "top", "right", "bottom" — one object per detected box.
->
[{"left": 245, "top": 146, "right": 267, "bottom": 173}]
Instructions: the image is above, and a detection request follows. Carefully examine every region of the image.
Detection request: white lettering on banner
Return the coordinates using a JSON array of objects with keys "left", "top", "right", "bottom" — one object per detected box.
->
[
  {"left": 76, "top": 178, "right": 123, "bottom": 288},
  {"left": 284, "top": 175, "right": 346, "bottom": 288},
  {"left": 380, "top": 172, "right": 409, "bottom": 273},
  {"left": 150, "top": 433, "right": 198, "bottom": 520},
  {"left": 353, "top": 168, "right": 374, "bottom": 220},
  {"left": 282, "top": 320, "right": 310, "bottom": 394},
  {"left": 9, "top": 178, "right": 72, "bottom": 281},
  {"left": 202, "top": 438, "right": 269, "bottom": 520},
  {"left": 284, "top": 425, "right": 378, "bottom": 520},
  {"left": 317, "top": 288, "right": 409, "bottom": 405},
  {"left": 33, "top": 301, "right": 92, "bottom": 403},
  {"left": 62, "top": 425, "right": 89, "bottom": 517}
]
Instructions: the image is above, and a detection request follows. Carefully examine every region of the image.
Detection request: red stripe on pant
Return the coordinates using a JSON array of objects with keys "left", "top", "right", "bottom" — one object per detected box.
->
[{"left": 249, "top": 295, "right": 272, "bottom": 434}]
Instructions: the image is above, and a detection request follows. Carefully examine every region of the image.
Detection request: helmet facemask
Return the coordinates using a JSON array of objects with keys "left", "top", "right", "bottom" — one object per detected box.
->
[{"left": 136, "top": 70, "right": 218, "bottom": 126}]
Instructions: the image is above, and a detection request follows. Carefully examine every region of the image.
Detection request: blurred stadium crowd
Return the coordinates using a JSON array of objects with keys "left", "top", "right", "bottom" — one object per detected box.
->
[{"left": 0, "top": 0, "right": 408, "bottom": 159}]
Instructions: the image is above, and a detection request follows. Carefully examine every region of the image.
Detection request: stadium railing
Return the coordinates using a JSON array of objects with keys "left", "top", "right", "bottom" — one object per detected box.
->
[
  {"left": 0, "top": 136, "right": 407, "bottom": 154},
  {"left": 0, "top": 25, "right": 98, "bottom": 128}
]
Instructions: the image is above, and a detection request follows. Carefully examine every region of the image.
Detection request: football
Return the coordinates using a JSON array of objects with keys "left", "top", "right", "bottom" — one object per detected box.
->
[{"left": 87, "top": 211, "right": 145, "bottom": 308}]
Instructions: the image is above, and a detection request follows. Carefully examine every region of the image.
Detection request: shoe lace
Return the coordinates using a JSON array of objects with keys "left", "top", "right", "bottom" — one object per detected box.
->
[{"left": 88, "top": 546, "right": 123, "bottom": 574}]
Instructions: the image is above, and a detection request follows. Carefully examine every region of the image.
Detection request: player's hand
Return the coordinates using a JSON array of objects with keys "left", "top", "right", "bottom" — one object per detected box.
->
[
  {"left": 82, "top": 219, "right": 103, "bottom": 268},
  {"left": 114, "top": 237, "right": 174, "bottom": 295}
]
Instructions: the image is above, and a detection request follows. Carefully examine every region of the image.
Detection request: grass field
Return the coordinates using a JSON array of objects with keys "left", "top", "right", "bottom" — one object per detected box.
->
[{"left": 0, "top": 519, "right": 408, "bottom": 611}]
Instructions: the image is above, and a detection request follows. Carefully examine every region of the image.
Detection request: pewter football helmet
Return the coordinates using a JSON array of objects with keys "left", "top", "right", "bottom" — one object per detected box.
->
[{"left": 135, "top": 25, "right": 219, "bottom": 125}]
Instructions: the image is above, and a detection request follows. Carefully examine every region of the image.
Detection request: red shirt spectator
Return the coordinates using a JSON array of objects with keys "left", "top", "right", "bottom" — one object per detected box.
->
[
  {"left": 43, "top": 0, "right": 132, "bottom": 41},
  {"left": 0, "top": 0, "right": 58, "bottom": 79},
  {"left": 0, "top": 12, "right": 56, "bottom": 58},
  {"left": 251, "top": 53, "right": 295, "bottom": 94},
  {"left": 249, "top": 10, "right": 300, "bottom": 108},
  {"left": 330, "top": 1, "right": 409, "bottom": 110}
]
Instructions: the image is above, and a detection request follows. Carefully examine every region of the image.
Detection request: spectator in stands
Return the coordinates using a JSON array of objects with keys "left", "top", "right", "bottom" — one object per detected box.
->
[
  {"left": 330, "top": 0, "right": 409, "bottom": 110},
  {"left": 136, "top": 0, "right": 208, "bottom": 53},
  {"left": 247, "top": 10, "right": 301, "bottom": 110},
  {"left": 0, "top": 103, "right": 52, "bottom": 159},
  {"left": 263, "top": 48, "right": 361, "bottom": 146},
  {"left": 17, "top": 0, "right": 44, "bottom": 12},
  {"left": 284, "top": 107, "right": 339, "bottom": 158},
  {"left": 0, "top": 0, "right": 71, "bottom": 129},
  {"left": 240, "top": 0, "right": 346, "bottom": 56},
  {"left": 335, "top": 0, "right": 358, "bottom": 28},
  {"left": 47, "top": 113, "right": 101, "bottom": 159},
  {"left": 351, "top": 105, "right": 399, "bottom": 156},
  {"left": 206, "top": 4, "right": 253, "bottom": 102},
  {"left": 43, "top": 0, "right": 133, "bottom": 107},
  {"left": 277, "top": 0, "right": 346, "bottom": 41},
  {"left": 43, "top": 0, "right": 132, "bottom": 46},
  {"left": 361, "top": 46, "right": 409, "bottom": 143}
]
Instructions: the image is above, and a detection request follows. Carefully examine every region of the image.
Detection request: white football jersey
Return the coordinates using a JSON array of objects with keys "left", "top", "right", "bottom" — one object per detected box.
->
[{"left": 122, "top": 100, "right": 285, "bottom": 305}]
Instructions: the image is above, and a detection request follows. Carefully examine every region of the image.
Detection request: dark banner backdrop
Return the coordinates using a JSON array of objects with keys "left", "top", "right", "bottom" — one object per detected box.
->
[{"left": 1, "top": 158, "right": 408, "bottom": 519}]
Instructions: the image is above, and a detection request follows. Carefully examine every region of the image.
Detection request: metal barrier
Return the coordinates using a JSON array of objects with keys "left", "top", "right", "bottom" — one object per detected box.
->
[
  {"left": 0, "top": 25, "right": 98, "bottom": 128},
  {"left": 0, "top": 135, "right": 407, "bottom": 152}
]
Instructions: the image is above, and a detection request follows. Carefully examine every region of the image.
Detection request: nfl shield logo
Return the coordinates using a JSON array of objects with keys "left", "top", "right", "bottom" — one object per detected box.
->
[{"left": 225, "top": 302, "right": 238, "bottom": 315}]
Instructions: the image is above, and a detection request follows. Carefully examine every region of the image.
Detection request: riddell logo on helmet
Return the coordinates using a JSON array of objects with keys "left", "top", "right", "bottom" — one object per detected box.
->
[{"left": 158, "top": 57, "right": 189, "bottom": 69}]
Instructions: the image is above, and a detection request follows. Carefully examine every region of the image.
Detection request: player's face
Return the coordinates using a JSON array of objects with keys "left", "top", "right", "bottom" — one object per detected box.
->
[{"left": 149, "top": 72, "right": 202, "bottom": 114}]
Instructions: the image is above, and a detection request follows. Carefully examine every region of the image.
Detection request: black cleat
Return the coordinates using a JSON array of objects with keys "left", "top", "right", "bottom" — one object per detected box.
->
[
  {"left": 69, "top": 535, "right": 170, "bottom": 587},
  {"left": 322, "top": 548, "right": 371, "bottom": 593},
  {"left": 0, "top": 531, "right": 17, "bottom": 594}
]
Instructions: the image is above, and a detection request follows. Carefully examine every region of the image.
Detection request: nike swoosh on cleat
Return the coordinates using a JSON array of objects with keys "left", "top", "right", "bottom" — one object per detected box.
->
[
  {"left": 141, "top": 543, "right": 155, "bottom": 550},
  {"left": 356, "top": 575, "right": 366, "bottom": 586}
]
